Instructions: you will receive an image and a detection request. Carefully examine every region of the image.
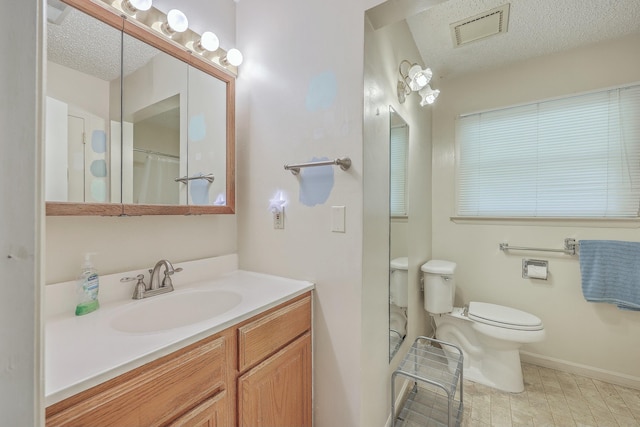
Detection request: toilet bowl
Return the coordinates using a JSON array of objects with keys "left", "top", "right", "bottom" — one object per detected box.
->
[
  {"left": 390, "top": 257, "right": 409, "bottom": 308},
  {"left": 422, "top": 260, "right": 546, "bottom": 393}
]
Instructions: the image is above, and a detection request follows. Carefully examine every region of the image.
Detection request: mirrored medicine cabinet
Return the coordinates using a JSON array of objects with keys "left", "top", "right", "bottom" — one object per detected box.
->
[{"left": 45, "top": 0, "right": 235, "bottom": 216}]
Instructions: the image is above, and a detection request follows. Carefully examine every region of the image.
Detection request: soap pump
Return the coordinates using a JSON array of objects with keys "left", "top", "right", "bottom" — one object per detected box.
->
[{"left": 75, "top": 253, "right": 100, "bottom": 316}]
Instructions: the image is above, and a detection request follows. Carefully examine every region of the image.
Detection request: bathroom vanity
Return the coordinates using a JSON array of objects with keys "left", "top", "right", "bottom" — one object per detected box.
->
[{"left": 44, "top": 256, "right": 313, "bottom": 427}]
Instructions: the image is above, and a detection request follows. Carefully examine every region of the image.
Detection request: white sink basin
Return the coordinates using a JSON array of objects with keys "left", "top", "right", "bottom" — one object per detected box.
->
[{"left": 110, "top": 290, "right": 242, "bottom": 333}]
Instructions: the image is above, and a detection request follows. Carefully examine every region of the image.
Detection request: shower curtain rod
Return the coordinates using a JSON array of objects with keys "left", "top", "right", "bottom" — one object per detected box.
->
[{"left": 133, "top": 147, "right": 179, "bottom": 159}]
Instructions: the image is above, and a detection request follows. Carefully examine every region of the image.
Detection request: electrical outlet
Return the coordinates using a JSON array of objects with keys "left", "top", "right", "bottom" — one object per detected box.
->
[{"left": 273, "top": 210, "right": 284, "bottom": 229}]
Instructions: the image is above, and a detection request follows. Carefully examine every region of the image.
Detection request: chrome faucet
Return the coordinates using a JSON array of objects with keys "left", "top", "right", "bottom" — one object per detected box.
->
[
  {"left": 121, "top": 259, "right": 182, "bottom": 299},
  {"left": 149, "top": 259, "right": 182, "bottom": 292}
]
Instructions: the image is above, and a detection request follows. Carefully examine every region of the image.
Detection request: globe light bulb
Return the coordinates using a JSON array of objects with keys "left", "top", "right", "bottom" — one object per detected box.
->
[{"left": 223, "top": 48, "right": 243, "bottom": 67}]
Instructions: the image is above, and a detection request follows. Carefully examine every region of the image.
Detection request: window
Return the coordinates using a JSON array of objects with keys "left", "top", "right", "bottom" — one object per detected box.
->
[
  {"left": 390, "top": 119, "right": 409, "bottom": 217},
  {"left": 456, "top": 84, "right": 640, "bottom": 218}
]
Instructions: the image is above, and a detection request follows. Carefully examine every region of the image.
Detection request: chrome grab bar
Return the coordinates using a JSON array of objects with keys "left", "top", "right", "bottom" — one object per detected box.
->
[
  {"left": 499, "top": 238, "right": 577, "bottom": 255},
  {"left": 284, "top": 157, "right": 352, "bottom": 175},
  {"left": 175, "top": 173, "right": 215, "bottom": 184}
]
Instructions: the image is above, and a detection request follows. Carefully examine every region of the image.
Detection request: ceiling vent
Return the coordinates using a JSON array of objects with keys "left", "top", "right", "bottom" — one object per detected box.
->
[
  {"left": 47, "top": 0, "right": 70, "bottom": 25},
  {"left": 450, "top": 4, "right": 510, "bottom": 48}
]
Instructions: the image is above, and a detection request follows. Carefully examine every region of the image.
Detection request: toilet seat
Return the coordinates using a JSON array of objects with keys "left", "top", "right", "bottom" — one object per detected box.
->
[
  {"left": 390, "top": 257, "right": 408, "bottom": 270},
  {"left": 468, "top": 302, "right": 543, "bottom": 331}
]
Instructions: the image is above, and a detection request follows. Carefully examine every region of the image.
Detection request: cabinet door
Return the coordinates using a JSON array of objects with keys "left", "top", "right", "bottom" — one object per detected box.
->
[
  {"left": 238, "top": 332, "right": 312, "bottom": 427},
  {"left": 168, "top": 391, "right": 228, "bottom": 427}
]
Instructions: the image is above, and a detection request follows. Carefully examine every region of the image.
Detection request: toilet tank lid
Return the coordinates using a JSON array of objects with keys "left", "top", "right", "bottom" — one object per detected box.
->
[
  {"left": 421, "top": 260, "right": 456, "bottom": 274},
  {"left": 390, "top": 257, "right": 408, "bottom": 270}
]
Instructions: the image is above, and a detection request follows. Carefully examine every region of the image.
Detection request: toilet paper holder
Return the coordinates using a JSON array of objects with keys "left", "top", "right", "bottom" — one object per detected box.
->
[{"left": 522, "top": 259, "right": 549, "bottom": 280}]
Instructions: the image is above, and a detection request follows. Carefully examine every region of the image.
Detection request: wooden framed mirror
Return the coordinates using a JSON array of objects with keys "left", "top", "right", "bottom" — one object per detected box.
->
[{"left": 45, "top": 0, "right": 235, "bottom": 216}]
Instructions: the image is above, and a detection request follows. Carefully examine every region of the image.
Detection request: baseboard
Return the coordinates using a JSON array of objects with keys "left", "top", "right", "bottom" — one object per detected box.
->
[
  {"left": 384, "top": 377, "right": 413, "bottom": 427},
  {"left": 520, "top": 351, "right": 640, "bottom": 390}
]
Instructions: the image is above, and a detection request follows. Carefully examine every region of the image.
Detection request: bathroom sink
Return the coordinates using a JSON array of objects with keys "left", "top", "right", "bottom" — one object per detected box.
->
[{"left": 110, "top": 290, "right": 242, "bottom": 333}]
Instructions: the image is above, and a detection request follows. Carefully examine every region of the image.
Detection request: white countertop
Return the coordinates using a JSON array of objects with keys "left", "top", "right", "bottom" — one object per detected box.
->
[{"left": 45, "top": 256, "right": 314, "bottom": 406}]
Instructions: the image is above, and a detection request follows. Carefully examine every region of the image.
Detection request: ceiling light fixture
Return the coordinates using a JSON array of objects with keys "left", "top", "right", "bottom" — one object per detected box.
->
[
  {"left": 121, "top": 0, "right": 152, "bottom": 15},
  {"left": 195, "top": 31, "right": 220, "bottom": 53},
  {"left": 221, "top": 48, "right": 243, "bottom": 67},
  {"left": 162, "top": 9, "right": 188, "bottom": 36},
  {"left": 397, "top": 59, "right": 439, "bottom": 106}
]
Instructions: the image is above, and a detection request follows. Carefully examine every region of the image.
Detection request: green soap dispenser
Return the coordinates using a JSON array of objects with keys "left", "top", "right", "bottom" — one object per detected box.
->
[{"left": 75, "top": 253, "right": 100, "bottom": 316}]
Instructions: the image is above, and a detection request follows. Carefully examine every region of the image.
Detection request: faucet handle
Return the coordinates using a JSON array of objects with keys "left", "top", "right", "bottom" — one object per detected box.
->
[
  {"left": 121, "top": 274, "right": 147, "bottom": 299},
  {"left": 120, "top": 274, "right": 145, "bottom": 284},
  {"left": 167, "top": 267, "right": 183, "bottom": 276},
  {"left": 161, "top": 267, "right": 182, "bottom": 289}
]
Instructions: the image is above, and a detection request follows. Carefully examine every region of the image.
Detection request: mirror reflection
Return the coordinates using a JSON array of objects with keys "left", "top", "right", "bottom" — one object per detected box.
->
[
  {"left": 185, "top": 65, "right": 228, "bottom": 206},
  {"left": 121, "top": 31, "right": 188, "bottom": 205},
  {"left": 45, "top": 5, "right": 121, "bottom": 203},
  {"left": 131, "top": 98, "right": 181, "bottom": 204},
  {"left": 389, "top": 107, "right": 409, "bottom": 360},
  {"left": 45, "top": 0, "right": 232, "bottom": 211}
]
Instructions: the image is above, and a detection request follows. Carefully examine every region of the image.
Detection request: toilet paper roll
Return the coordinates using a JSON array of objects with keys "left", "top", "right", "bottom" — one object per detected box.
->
[{"left": 527, "top": 264, "right": 548, "bottom": 280}]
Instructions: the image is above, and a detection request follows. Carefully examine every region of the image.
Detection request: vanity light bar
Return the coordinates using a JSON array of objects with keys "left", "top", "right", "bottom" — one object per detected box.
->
[{"left": 106, "top": 0, "right": 241, "bottom": 75}]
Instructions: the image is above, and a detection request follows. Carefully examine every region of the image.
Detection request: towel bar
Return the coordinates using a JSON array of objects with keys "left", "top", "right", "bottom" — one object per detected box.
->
[
  {"left": 499, "top": 238, "right": 577, "bottom": 255},
  {"left": 284, "top": 157, "right": 351, "bottom": 175}
]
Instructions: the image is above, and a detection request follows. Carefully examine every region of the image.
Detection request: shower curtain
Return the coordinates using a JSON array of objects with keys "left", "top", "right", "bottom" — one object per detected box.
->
[{"left": 134, "top": 153, "right": 180, "bottom": 204}]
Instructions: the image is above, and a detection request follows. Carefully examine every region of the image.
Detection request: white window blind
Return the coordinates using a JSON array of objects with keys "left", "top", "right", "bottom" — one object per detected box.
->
[
  {"left": 390, "top": 122, "right": 409, "bottom": 216},
  {"left": 456, "top": 84, "right": 640, "bottom": 218}
]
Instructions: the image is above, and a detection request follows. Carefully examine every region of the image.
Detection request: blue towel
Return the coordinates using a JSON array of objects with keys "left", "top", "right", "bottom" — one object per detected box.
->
[{"left": 579, "top": 240, "right": 640, "bottom": 311}]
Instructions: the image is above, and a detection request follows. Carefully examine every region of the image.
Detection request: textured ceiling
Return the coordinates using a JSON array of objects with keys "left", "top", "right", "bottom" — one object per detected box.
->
[
  {"left": 47, "top": 6, "right": 159, "bottom": 82},
  {"left": 374, "top": 0, "right": 640, "bottom": 81}
]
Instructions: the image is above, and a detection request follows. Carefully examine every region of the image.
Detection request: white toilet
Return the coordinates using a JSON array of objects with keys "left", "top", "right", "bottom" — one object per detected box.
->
[
  {"left": 390, "top": 257, "right": 409, "bottom": 308},
  {"left": 421, "top": 260, "right": 546, "bottom": 393}
]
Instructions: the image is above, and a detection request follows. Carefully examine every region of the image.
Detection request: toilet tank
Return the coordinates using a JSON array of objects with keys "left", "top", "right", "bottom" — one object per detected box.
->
[
  {"left": 421, "top": 260, "right": 456, "bottom": 314},
  {"left": 390, "top": 257, "right": 409, "bottom": 308}
]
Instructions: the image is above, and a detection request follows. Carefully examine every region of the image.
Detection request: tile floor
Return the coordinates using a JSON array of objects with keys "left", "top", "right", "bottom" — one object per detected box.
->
[{"left": 461, "top": 363, "right": 640, "bottom": 427}]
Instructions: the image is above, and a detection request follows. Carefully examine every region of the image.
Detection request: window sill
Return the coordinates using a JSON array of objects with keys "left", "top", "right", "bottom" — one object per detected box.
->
[{"left": 449, "top": 216, "right": 640, "bottom": 228}]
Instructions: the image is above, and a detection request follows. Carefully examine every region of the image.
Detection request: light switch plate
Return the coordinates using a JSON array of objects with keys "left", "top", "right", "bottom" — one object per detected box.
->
[{"left": 331, "top": 206, "right": 346, "bottom": 233}]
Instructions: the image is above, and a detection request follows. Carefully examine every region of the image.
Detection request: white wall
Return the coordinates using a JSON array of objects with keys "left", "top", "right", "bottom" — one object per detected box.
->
[
  {"left": 235, "top": 1, "right": 366, "bottom": 424},
  {"left": 0, "top": 0, "right": 43, "bottom": 424},
  {"left": 432, "top": 33, "right": 640, "bottom": 386},
  {"left": 390, "top": 218, "right": 408, "bottom": 260},
  {"left": 46, "top": 215, "right": 236, "bottom": 283}
]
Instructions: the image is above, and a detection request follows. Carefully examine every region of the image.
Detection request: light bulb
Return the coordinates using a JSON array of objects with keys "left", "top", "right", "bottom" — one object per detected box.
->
[
  {"left": 419, "top": 85, "right": 440, "bottom": 106},
  {"left": 408, "top": 65, "right": 432, "bottom": 91},
  {"left": 163, "top": 9, "right": 188, "bottom": 34},
  {"left": 197, "top": 31, "right": 219, "bottom": 53},
  {"left": 121, "top": 0, "right": 152, "bottom": 14},
  {"left": 222, "top": 48, "right": 243, "bottom": 67}
]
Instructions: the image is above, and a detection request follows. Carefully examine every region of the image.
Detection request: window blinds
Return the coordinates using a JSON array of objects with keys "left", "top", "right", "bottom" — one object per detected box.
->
[
  {"left": 390, "top": 123, "right": 409, "bottom": 216},
  {"left": 456, "top": 85, "right": 640, "bottom": 217}
]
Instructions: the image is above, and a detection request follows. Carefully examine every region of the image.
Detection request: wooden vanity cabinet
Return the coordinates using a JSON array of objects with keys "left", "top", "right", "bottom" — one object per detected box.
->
[
  {"left": 45, "top": 329, "right": 235, "bottom": 427},
  {"left": 45, "top": 292, "right": 312, "bottom": 427},
  {"left": 237, "top": 294, "right": 312, "bottom": 427}
]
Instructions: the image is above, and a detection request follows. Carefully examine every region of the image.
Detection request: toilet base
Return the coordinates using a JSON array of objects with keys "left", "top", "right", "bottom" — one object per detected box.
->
[
  {"left": 433, "top": 311, "right": 534, "bottom": 393},
  {"left": 459, "top": 348, "right": 525, "bottom": 393}
]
